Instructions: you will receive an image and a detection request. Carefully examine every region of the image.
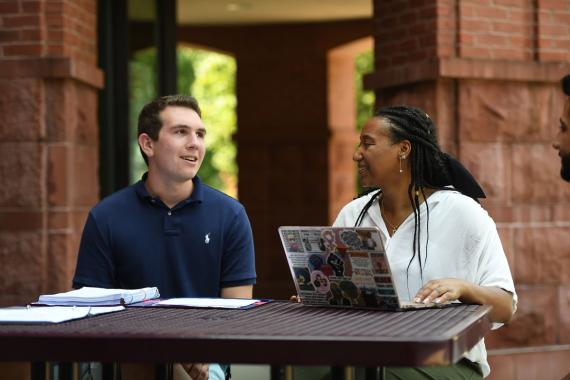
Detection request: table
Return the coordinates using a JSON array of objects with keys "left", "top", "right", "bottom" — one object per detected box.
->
[{"left": 0, "top": 302, "right": 491, "bottom": 379}]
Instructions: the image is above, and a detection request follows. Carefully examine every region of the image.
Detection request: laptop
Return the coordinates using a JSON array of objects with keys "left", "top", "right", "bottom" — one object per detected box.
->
[{"left": 278, "top": 226, "right": 443, "bottom": 311}]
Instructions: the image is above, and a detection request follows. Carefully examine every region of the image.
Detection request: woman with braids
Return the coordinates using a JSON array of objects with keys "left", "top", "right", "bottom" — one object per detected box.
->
[{"left": 334, "top": 105, "right": 516, "bottom": 379}]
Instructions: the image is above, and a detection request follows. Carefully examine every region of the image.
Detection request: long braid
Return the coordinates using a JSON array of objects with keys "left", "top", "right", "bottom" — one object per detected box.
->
[{"left": 375, "top": 106, "right": 451, "bottom": 297}]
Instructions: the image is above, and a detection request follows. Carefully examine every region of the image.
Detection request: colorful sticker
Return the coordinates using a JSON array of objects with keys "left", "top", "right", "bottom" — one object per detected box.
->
[
  {"left": 281, "top": 230, "right": 304, "bottom": 252},
  {"left": 293, "top": 267, "right": 315, "bottom": 291},
  {"left": 311, "top": 270, "right": 331, "bottom": 294}
]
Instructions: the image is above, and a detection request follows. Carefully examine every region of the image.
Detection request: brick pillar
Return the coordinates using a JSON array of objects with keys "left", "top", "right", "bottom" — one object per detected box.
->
[
  {"left": 328, "top": 37, "right": 372, "bottom": 223},
  {"left": 235, "top": 33, "right": 332, "bottom": 299},
  {"left": 0, "top": 0, "right": 102, "bottom": 306},
  {"left": 366, "top": 0, "right": 570, "bottom": 378}
]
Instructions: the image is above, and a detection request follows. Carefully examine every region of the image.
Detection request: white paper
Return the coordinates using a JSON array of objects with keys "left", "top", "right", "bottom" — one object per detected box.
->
[
  {"left": 0, "top": 306, "right": 124, "bottom": 324},
  {"left": 156, "top": 298, "right": 260, "bottom": 309}
]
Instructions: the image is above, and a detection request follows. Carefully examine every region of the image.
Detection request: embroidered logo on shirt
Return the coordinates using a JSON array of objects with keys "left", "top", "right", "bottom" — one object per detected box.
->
[{"left": 205, "top": 233, "right": 211, "bottom": 244}]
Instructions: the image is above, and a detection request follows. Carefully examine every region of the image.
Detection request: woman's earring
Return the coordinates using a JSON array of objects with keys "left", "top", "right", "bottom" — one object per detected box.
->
[{"left": 399, "top": 155, "right": 404, "bottom": 173}]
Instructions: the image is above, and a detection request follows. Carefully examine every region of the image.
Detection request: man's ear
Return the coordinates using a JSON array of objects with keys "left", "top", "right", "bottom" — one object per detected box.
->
[{"left": 138, "top": 133, "right": 154, "bottom": 158}]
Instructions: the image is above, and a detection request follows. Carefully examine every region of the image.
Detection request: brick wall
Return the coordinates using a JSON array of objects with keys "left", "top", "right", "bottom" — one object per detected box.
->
[
  {"left": 368, "top": 0, "right": 570, "bottom": 378},
  {"left": 374, "top": 1, "right": 439, "bottom": 67},
  {"left": 0, "top": 0, "right": 97, "bottom": 62},
  {"left": 0, "top": 0, "right": 101, "bottom": 306}
]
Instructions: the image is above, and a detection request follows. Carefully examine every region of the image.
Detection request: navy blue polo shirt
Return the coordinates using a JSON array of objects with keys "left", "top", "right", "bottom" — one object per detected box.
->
[{"left": 73, "top": 175, "right": 256, "bottom": 298}]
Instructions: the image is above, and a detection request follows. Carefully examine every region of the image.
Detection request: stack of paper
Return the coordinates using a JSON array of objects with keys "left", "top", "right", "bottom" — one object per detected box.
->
[
  {"left": 36, "top": 287, "right": 160, "bottom": 306},
  {"left": 0, "top": 306, "right": 125, "bottom": 324},
  {"left": 155, "top": 298, "right": 264, "bottom": 309}
]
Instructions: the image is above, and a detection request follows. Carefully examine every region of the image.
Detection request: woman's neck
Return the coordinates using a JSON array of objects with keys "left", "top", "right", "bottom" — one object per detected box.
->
[{"left": 379, "top": 185, "right": 436, "bottom": 235}]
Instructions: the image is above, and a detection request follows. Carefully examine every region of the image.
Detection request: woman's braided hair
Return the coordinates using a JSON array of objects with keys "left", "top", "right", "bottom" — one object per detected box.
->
[{"left": 377, "top": 105, "right": 451, "bottom": 291}]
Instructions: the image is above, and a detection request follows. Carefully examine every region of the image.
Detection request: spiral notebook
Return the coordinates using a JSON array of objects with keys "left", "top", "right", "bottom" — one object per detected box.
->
[{"left": 278, "top": 226, "right": 442, "bottom": 311}]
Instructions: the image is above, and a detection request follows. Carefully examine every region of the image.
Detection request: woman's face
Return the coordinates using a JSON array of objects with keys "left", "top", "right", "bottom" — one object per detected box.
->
[{"left": 354, "top": 117, "right": 404, "bottom": 188}]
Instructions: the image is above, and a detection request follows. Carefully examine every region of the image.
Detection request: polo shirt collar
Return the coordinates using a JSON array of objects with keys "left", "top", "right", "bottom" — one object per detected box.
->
[{"left": 134, "top": 172, "right": 204, "bottom": 205}]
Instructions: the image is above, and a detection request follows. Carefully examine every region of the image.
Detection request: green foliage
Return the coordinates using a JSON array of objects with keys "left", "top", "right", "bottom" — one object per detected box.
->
[
  {"left": 355, "top": 49, "right": 375, "bottom": 131},
  {"left": 129, "top": 48, "right": 157, "bottom": 183},
  {"left": 355, "top": 49, "right": 375, "bottom": 193},
  {"left": 129, "top": 47, "right": 237, "bottom": 195}
]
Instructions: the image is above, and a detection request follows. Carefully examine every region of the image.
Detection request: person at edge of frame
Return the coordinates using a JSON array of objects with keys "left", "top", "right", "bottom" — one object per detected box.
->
[{"left": 553, "top": 74, "right": 570, "bottom": 184}]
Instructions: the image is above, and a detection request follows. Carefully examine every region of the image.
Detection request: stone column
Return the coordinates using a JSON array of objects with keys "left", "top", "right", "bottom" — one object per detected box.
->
[
  {"left": 366, "top": 0, "right": 570, "bottom": 377},
  {"left": 328, "top": 37, "right": 372, "bottom": 223},
  {"left": 0, "top": 0, "right": 102, "bottom": 306}
]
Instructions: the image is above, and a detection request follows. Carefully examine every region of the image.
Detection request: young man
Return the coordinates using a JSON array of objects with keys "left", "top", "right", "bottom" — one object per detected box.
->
[
  {"left": 73, "top": 95, "right": 256, "bottom": 380},
  {"left": 553, "top": 74, "right": 570, "bottom": 182}
]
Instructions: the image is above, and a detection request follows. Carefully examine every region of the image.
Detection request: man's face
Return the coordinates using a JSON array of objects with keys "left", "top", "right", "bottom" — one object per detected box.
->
[
  {"left": 141, "top": 106, "right": 206, "bottom": 183},
  {"left": 553, "top": 98, "right": 570, "bottom": 182}
]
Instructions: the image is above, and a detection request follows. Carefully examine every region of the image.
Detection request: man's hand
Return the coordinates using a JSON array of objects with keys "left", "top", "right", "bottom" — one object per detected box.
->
[{"left": 182, "top": 363, "right": 209, "bottom": 380}]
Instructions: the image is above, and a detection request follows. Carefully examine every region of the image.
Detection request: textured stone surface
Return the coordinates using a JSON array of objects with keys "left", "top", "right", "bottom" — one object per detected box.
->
[
  {"left": 485, "top": 205, "right": 514, "bottom": 224},
  {"left": 486, "top": 286, "right": 558, "bottom": 348},
  {"left": 0, "top": 232, "right": 43, "bottom": 297},
  {"left": 488, "top": 349, "right": 570, "bottom": 380},
  {"left": 47, "top": 144, "right": 69, "bottom": 207},
  {"left": 46, "top": 232, "right": 76, "bottom": 293},
  {"left": 459, "top": 142, "right": 511, "bottom": 203},
  {"left": 487, "top": 353, "right": 514, "bottom": 380},
  {"left": 45, "top": 81, "right": 99, "bottom": 144},
  {"left": 553, "top": 204, "right": 570, "bottom": 221},
  {"left": 74, "top": 82, "right": 98, "bottom": 144},
  {"left": 514, "top": 227, "right": 570, "bottom": 284},
  {"left": 512, "top": 143, "right": 570, "bottom": 203},
  {"left": 434, "top": 79, "right": 458, "bottom": 154},
  {"left": 513, "top": 349, "right": 570, "bottom": 380},
  {"left": 459, "top": 81, "right": 563, "bottom": 143},
  {"left": 560, "top": 285, "right": 570, "bottom": 344},
  {"left": 0, "top": 211, "right": 43, "bottom": 232},
  {"left": 48, "top": 210, "right": 71, "bottom": 230},
  {"left": 71, "top": 145, "right": 99, "bottom": 207},
  {"left": 380, "top": 81, "right": 438, "bottom": 118},
  {"left": 0, "top": 143, "right": 44, "bottom": 207},
  {"left": 45, "top": 80, "right": 76, "bottom": 142},
  {"left": 0, "top": 79, "right": 43, "bottom": 141}
]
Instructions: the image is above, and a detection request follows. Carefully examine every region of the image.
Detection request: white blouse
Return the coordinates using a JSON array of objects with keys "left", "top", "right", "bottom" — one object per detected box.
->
[{"left": 333, "top": 189, "right": 517, "bottom": 377}]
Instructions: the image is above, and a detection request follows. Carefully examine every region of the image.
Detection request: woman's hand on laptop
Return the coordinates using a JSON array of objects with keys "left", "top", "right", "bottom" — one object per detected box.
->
[{"left": 414, "top": 278, "right": 466, "bottom": 305}]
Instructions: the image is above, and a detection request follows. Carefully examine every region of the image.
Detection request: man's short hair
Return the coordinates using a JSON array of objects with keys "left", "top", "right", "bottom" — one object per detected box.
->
[
  {"left": 137, "top": 95, "right": 202, "bottom": 165},
  {"left": 562, "top": 75, "right": 570, "bottom": 96}
]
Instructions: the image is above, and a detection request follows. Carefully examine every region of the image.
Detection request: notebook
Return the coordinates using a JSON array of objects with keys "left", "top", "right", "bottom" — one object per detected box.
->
[
  {"left": 278, "top": 226, "right": 442, "bottom": 311},
  {"left": 35, "top": 287, "right": 160, "bottom": 306}
]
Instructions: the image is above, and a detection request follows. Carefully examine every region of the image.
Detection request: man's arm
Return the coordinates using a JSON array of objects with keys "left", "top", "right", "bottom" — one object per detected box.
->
[
  {"left": 219, "top": 206, "right": 256, "bottom": 293},
  {"left": 73, "top": 212, "right": 116, "bottom": 289},
  {"left": 221, "top": 285, "right": 253, "bottom": 299}
]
